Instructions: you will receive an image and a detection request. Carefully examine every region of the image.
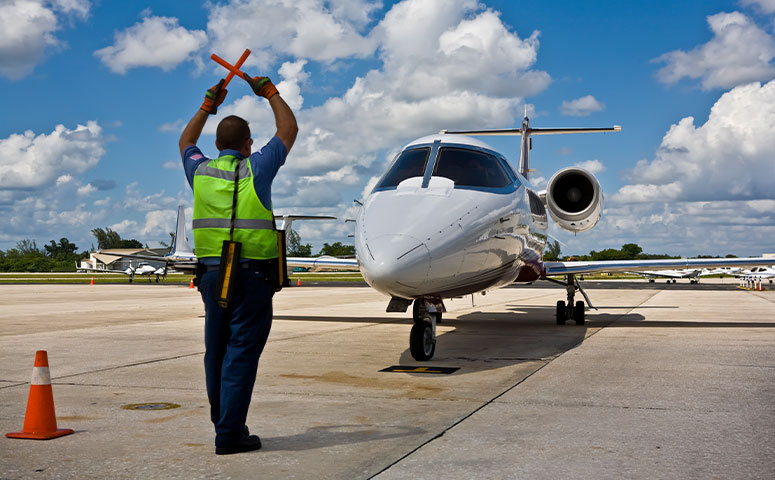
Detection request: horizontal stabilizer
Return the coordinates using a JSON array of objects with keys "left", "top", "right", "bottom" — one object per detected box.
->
[
  {"left": 441, "top": 126, "right": 621, "bottom": 136},
  {"left": 275, "top": 214, "right": 337, "bottom": 231}
]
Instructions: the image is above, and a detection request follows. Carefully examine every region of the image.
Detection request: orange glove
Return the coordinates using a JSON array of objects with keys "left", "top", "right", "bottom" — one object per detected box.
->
[
  {"left": 200, "top": 79, "right": 227, "bottom": 114},
  {"left": 244, "top": 75, "right": 278, "bottom": 99}
]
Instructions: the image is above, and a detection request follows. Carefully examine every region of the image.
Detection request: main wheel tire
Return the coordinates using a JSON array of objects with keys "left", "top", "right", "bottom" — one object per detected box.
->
[
  {"left": 410, "top": 322, "right": 435, "bottom": 361},
  {"left": 574, "top": 300, "right": 585, "bottom": 325},
  {"left": 556, "top": 301, "right": 566, "bottom": 325}
]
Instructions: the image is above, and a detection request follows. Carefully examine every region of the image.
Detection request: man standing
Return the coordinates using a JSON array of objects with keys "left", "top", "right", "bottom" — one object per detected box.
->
[{"left": 179, "top": 73, "right": 298, "bottom": 455}]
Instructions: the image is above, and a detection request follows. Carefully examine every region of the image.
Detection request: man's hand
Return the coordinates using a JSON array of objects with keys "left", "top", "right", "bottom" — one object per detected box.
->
[
  {"left": 244, "top": 75, "right": 279, "bottom": 99},
  {"left": 200, "top": 79, "right": 227, "bottom": 115}
]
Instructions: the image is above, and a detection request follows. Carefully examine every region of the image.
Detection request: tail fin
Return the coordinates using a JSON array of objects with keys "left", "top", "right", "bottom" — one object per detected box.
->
[{"left": 170, "top": 205, "right": 195, "bottom": 258}]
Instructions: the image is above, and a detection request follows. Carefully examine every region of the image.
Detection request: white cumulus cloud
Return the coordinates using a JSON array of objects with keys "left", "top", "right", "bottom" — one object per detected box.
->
[
  {"left": 0, "top": 121, "right": 105, "bottom": 192},
  {"left": 95, "top": 14, "right": 207, "bottom": 74},
  {"left": 574, "top": 159, "right": 606, "bottom": 174},
  {"left": 654, "top": 11, "right": 775, "bottom": 90},
  {"left": 206, "top": 0, "right": 380, "bottom": 70},
  {"left": 0, "top": 0, "right": 90, "bottom": 79},
  {"left": 613, "top": 80, "right": 775, "bottom": 203},
  {"left": 740, "top": 0, "right": 775, "bottom": 14},
  {"left": 561, "top": 95, "right": 604, "bottom": 116}
]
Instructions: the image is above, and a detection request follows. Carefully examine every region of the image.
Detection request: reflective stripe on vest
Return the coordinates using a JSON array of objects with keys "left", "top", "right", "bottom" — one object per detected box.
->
[
  {"left": 192, "top": 154, "right": 278, "bottom": 260},
  {"left": 192, "top": 218, "right": 274, "bottom": 230}
]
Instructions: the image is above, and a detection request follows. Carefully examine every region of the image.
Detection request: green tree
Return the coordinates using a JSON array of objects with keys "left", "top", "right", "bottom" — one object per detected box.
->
[
  {"left": 16, "top": 239, "right": 41, "bottom": 256},
  {"left": 44, "top": 238, "right": 78, "bottom": 260},
  {"left": 620, "top": 243, "right": 643, "bottom": 259},
  {"left": 286, "top": 229, "right": 312, "bottom": 257},
  {"left": 119, "top": 239, "right": 144, "bottom": 249},
  {"left": 543, "top": 240, "right": 561, "bottom": 261},
  {"left": 91, "top": 227, "right": 144, "bottom": 250},
  {"left": 318, "top": 242, "right": 355, "bottom": 257}
]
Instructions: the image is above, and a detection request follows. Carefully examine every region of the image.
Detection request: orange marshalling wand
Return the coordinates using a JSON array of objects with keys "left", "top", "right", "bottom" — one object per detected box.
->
[{"left": 211, "top": 49, "right": 251, "bottom": 86}]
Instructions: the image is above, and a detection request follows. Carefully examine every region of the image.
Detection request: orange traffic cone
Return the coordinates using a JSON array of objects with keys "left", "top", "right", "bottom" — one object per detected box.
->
[
  {"left": 6, "top": 351, "right": 74, "bottom": 440},
  {"left": 189, "top": 278, "right": 195, "bottom": 289},
  {"left": 90, "top": 277, "right": 94, "bottom": 285},
  {"left": 297, "top": 279, "right": 301, "bottom": 286}
]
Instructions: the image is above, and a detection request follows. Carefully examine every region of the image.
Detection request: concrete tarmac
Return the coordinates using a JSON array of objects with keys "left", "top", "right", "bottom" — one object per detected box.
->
[{"left": 0, "top": 281, "right": 773, "bottom": 479}]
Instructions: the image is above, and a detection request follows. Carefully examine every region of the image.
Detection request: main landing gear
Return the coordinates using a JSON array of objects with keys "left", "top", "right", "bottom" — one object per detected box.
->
[
  {"left": 409, "top": 298, "right": 444, "bottom": 361},
  {"left": 547, "top": 273, "right": 595, "bottom": 326}
]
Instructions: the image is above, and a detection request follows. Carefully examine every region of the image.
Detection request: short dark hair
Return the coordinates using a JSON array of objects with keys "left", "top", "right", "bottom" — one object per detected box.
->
[{"left": 216, "top": 115, "right": 251, "bottom": 151}]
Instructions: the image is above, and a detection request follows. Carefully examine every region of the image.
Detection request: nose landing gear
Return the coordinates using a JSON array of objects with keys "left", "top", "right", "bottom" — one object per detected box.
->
[
  {"left": 546, "top": 273, "right": 594, "bottom": 326},
  {"left": 409, "top": 298, "right": 444, "bottom": 361}
]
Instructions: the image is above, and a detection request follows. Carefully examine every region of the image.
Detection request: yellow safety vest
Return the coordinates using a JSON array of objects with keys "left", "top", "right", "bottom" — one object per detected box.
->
[{"left": 192, "top": 154, "right": 278, "bottom": 259}]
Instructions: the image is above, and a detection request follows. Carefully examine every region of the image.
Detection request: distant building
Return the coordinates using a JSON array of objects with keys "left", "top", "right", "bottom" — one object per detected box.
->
[{"left": 79, "top": 248, "right": 168, "bottom": 272}]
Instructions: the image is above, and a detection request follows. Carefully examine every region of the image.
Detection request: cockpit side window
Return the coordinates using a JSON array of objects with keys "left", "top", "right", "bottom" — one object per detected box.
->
[
  {"left": 374, "top": 147, "right": 431, "bottom": 190},
  {"left": 433, "top": 147, "right": 511, "bottom": 188},
  {"left": 499, "top": 157, "right": 519, "bottom": 183}
]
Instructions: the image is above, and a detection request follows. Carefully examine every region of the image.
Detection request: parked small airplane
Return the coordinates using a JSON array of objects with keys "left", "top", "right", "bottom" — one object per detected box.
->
[
  {"left": 737, "top": 266, "right": 775, "bottom": 283},
  {"left": 77, "top": 262, "right": 168, "bottom": 283},
  {"left": 630, "top": 268, "right": 703, "bottom": 283}
]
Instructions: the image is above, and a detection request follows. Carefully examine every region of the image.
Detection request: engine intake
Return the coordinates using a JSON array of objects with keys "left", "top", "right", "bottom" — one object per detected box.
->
[{"left": 545, "top": 167, "right": 602, "bottom": 232}]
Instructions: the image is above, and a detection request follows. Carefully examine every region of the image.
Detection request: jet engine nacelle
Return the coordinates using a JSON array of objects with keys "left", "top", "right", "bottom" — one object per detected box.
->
[{"left": 545, "top": 167, "right": 602, "bottom": 233}]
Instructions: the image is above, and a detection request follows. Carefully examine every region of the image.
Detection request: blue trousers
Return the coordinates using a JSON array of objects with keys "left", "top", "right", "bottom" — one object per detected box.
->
[{"left": 199, "top": 267, "right": 274, "bottom": 446}]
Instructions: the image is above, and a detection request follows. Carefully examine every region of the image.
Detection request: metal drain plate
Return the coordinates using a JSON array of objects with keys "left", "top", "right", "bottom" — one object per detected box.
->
[{"left": 121, "top": 402, "right": 181, "bottom": 411}]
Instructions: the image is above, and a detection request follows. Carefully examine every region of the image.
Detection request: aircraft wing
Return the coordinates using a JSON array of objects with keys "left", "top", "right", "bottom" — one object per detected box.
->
[
  {"left": 544, "top": 257, "right": 775, "bottom": 276},
  {"left": 287, "top": 256, "right": 359, "bottom": 271},
  {"left": 96, "top": 252, "right": 168, "bottom": 263}
]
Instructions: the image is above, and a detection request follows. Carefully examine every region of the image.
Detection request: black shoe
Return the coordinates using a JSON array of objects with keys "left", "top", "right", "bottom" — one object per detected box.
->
[{"left": 215, "top": 434, "right": 262, "bottom": 455}]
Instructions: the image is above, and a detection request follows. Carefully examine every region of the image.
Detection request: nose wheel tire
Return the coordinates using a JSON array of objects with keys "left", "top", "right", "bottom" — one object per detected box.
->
[
  {"left": 574, "top": 300, "right": 585, "bottom": 325},
  {"left": 410, "top": 321, "right": 436, "bottom": 361},
  {"left": 556, "top": 301, "right": 567, "bottom": 325}
]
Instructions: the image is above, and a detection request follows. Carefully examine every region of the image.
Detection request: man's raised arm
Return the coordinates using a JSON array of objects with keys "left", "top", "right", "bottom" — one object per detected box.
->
[
  {"left": 243, "top": 75, "right": 298, "bottom": 153},
  {"left": 179, "top": 80, "right": 228, "bottom": 156}
]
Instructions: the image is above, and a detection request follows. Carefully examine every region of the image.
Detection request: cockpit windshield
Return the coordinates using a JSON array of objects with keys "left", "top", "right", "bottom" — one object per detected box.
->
[
  {"left": 374, "top": 147, "right": 430, "bottom": 189},
  {"left": 432, "top": 147, "right": 511, "bottom": 188}
]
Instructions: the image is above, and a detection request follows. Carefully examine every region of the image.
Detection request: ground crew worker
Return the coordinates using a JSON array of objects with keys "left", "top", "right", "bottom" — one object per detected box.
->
[{"left": 179, "top": 73, "right": 298, "bottom": 455}]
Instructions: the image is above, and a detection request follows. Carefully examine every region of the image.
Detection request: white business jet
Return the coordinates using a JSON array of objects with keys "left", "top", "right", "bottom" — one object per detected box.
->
[{"left": 350, "top": 115, "right": 774, "bottom": 361}]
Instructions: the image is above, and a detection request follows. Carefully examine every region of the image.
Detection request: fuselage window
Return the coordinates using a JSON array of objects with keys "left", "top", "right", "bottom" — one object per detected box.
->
[
  {"left": 374, "top": 147, "right": 431, "bottom": 189},
  {"left": 433, "top": 147, "right": 511, "bottom": 188}
]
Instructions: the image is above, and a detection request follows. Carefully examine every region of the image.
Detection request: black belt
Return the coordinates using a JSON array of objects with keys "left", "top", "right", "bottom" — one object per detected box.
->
[{"left": 200, "top": 259, "right": 274, "bottom": 273}]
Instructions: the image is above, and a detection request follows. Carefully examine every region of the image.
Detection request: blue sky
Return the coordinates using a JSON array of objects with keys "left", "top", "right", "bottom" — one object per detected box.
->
[{"left": 1, "top": 0, "right": 773, "bottom": 257}]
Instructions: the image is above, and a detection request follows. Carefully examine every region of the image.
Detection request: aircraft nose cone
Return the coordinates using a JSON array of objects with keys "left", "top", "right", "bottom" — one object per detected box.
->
[{"left": 361, "top": 234, "right": 430, "bottom": 297}]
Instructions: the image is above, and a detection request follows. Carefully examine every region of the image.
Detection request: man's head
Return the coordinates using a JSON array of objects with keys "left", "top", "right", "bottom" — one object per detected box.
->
[{"left": 216, "top": 115, "right": 252, "bottom": 155}]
